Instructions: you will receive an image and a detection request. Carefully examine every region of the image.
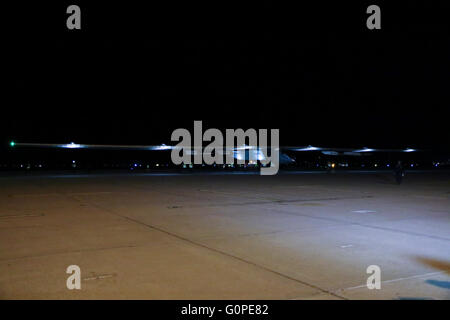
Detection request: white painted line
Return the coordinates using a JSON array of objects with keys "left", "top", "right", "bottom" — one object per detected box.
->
[
  {"left": 340, "top": 244, "right": 354, "bottom": 248},
  {"left": 338, "top": 271, "right": 447, "bottom": 292}
]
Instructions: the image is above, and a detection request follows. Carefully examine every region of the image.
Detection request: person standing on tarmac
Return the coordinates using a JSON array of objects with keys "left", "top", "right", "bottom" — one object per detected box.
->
[{"left": 394, "top": 160, "right": 404, "bottom": 184}]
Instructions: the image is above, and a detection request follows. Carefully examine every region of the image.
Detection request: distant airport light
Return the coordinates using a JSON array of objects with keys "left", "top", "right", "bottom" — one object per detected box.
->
[
  {"left": 404, "top": 148, "right": 416, "bottom": 152},
  {"left": 331, "top": 163, "right": 336, "bottom": 168},
  {"left": 10, "top": 141, "right": 15, "bottom": 147}
]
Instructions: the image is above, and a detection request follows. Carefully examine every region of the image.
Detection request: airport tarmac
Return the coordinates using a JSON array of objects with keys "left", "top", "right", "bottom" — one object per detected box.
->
[{"left": 0, "top": 171, "right": 449, "bottom": 299}]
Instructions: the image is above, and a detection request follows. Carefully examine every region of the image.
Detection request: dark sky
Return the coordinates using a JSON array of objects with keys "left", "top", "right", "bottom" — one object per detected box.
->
[{"left": 4, "top": 1, "right": 450, "bottom": 150}]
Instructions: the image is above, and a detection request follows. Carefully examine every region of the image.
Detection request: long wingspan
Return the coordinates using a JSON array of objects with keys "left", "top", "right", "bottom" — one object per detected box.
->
[{"left": 9, "top": 142, "right": 420, "bottom": 153}]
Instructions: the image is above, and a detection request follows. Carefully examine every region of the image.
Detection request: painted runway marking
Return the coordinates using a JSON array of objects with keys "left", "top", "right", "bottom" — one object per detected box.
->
[
  {"left": 80, "top": 198, "right": 348, "bottom": 300},
  {"left": 340, "top": 244, "right": 354, "bottom": 248},
  {"left": 338, "top": 271, "right": 449, "bottom": 292},
  {"left": 272, "top": 206, "right": 450, "bottom": 241},
  {"left": 352, "top": 210, "right": 377, "bottom": 214}
]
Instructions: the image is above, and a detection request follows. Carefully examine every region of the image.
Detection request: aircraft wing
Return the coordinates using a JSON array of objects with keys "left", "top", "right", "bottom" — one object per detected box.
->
[
  {"left": 9, "top": 142, "right": 173, "bottom": 151},
  {"left": 9, "top": 142, "right": 420, "bottom": 154},
  {"left": 282, "top": 146, "right": 419, "bottom": 154}
]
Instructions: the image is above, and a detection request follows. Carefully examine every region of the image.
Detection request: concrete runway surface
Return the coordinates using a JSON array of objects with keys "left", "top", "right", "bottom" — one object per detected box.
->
[{"left": 0, "top": 171, "right": 449, "bottom": 299}]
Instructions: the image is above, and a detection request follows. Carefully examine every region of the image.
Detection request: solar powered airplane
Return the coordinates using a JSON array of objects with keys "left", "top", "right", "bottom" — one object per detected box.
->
[{"left": 8, "top": 141, "right": 419, "bottom": 165}]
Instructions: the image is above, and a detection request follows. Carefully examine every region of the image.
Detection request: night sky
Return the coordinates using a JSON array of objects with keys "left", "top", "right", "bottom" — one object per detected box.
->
[{"left": 3, "top": 1, "right": 450, "bottom": 151}]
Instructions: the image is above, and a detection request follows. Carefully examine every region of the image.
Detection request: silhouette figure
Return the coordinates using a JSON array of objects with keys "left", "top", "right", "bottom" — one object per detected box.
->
[{"left": 394, "top": 160, "right": 404, "bottom": 184}]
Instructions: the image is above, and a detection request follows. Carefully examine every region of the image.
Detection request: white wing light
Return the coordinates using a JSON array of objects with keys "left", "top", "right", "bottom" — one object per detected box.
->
[{"left": 61, "top": 142, "right": 83, "bottom": 149}]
